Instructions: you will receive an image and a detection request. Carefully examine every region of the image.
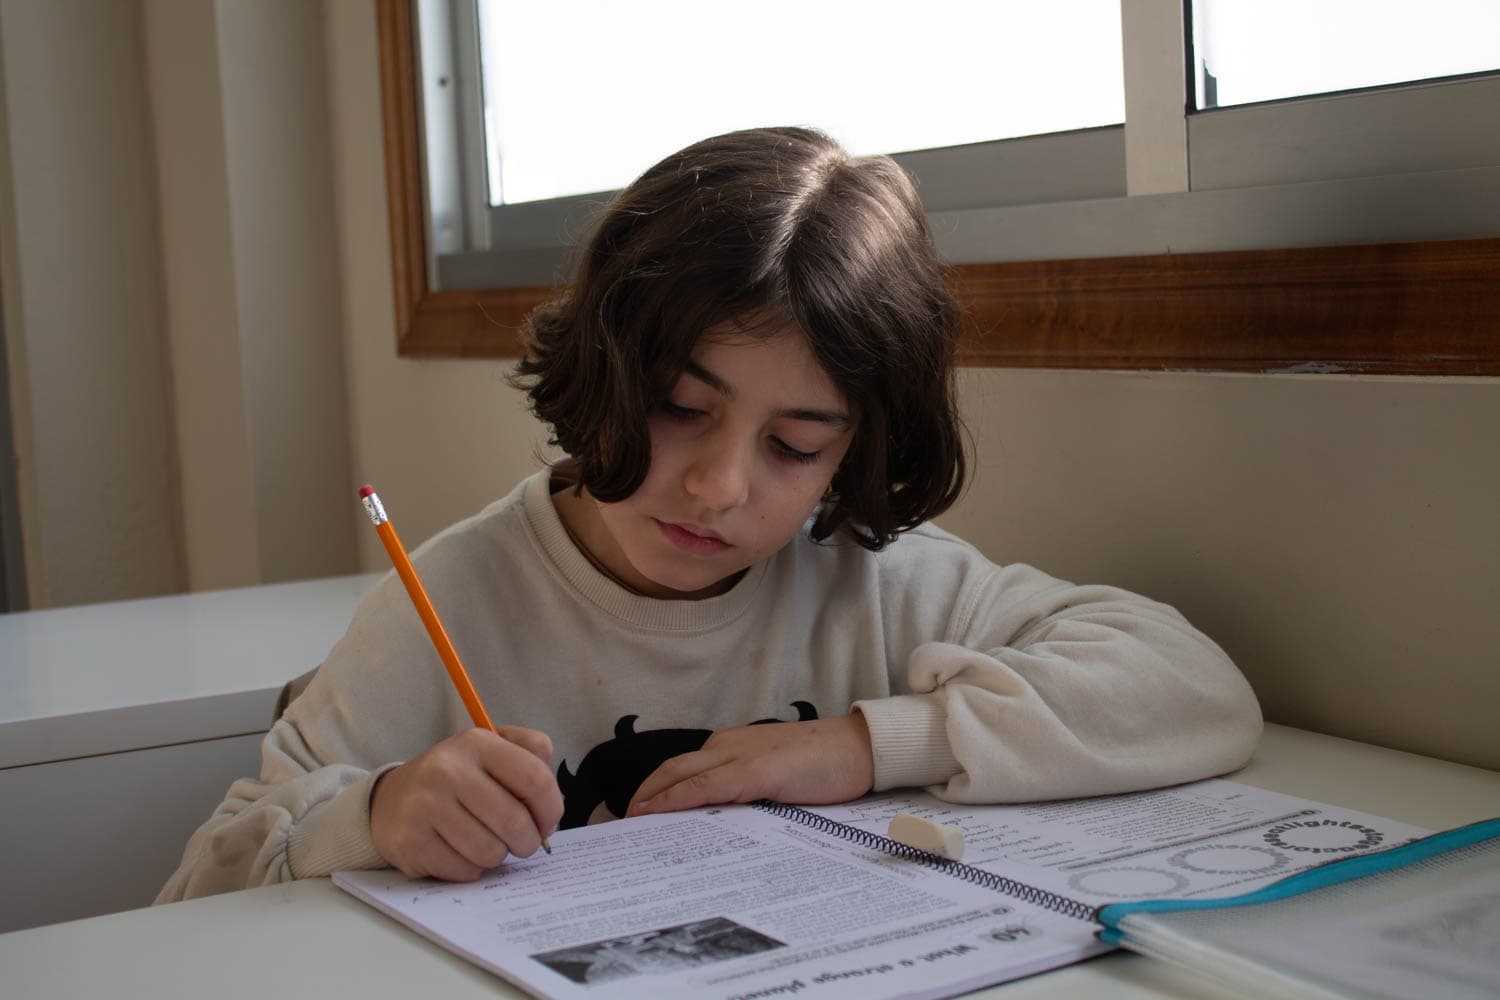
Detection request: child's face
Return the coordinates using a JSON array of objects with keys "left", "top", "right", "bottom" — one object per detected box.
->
[{"left": 568, "top": 325, "right": 856, "bottom": 599}]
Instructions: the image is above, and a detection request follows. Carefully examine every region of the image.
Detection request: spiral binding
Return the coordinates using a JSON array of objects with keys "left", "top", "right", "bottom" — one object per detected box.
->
[{"left": 753, "top": 801, "right": 1097, "bottom": 922}]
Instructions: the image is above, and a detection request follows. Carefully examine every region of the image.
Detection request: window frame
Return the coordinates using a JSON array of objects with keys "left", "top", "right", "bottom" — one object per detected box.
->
[{"left": 376, "top": 0, "right": 1500, "bottom": 375}]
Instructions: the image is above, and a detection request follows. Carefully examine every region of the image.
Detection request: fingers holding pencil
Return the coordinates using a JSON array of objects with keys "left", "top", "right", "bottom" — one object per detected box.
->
[
  {"left": 359, "top": 485, "right": 555, "bottom": 856},
  {"left": 475, "top": 726, "right": 564, "bottom": 853},
  {"left": 371, "top": 728, "right": 563, "bottom": 880},
  {"left": 492, "top": 723, "right": 555, "bottom": 770}
]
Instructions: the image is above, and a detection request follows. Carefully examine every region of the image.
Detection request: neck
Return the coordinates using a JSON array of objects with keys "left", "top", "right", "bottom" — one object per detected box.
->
[{"left": 550, "top": 483, "right": 638, "bottom": 592}]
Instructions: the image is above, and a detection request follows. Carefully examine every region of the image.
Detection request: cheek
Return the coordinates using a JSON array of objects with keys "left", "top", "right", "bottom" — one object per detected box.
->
[
  {"left": 756, "top": 470, "right": 830, "bottom": 530},
  {"left": 647, "top": 413, "right": 703, "bottom": 452},
  {"left": 768, "top": 437, "right": 849, "bottom": 508}
]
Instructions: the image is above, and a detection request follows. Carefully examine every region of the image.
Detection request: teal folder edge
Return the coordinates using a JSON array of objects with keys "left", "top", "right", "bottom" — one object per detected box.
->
[{"left": 1095, "top": 815, "right": 1500, "bottom": 946}]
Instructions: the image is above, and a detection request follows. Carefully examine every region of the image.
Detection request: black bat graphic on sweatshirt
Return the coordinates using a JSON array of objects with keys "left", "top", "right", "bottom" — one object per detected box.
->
[{"left": 555, "top": 701, "right": 818, "bottom": 829}]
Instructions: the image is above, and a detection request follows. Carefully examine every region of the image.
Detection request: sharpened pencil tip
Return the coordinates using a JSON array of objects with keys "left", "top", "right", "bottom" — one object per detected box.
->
[{"left": 542, "top": 838, "right": 553, "bottom": 855}]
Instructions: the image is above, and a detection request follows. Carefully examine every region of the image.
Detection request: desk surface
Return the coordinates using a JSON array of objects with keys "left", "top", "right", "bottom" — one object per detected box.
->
[
  {"left": 7, "top": 723, "right": 1499, "bottom": 999},
  {"left": 0, "top": 573, "right": 381, "bottom": 766}
]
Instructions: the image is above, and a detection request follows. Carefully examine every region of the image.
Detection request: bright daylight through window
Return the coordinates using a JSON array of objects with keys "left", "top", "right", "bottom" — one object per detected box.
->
[
  {"left": 476, "top": 0, "right": 1124, "bottom": 206},
  {"left": 1191, "top": 0, "right": 1500, "bottom": 109}
]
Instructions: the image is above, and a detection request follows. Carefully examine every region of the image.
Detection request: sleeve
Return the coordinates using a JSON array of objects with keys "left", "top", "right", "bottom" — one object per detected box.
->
[
  {"left": 152, "top": 719, "right": 398, "bottom": 903},
  {"left": 853, "top": 561, "right": 1262, "bottom": 803},
  {"left": 155, "top": 566, "right": 467, "bottom": 904}
]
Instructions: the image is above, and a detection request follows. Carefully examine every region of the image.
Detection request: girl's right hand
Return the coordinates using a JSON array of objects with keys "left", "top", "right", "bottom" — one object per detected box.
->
[{"left": 369, "top": 726, "right": 563, "bottom": 881}]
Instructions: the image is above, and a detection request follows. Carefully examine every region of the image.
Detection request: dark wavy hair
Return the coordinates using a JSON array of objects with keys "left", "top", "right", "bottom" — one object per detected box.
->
[{"left": 510, "top": 126, "right": 966, "bottom": 550}]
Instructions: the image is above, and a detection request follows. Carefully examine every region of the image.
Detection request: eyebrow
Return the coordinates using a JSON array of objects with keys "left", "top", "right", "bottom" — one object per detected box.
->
[{"left": 683, "top": 359, "right": 852, "bottom": 428}]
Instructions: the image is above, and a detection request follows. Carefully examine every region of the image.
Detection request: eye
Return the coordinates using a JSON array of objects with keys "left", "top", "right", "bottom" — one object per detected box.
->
[
  {"left": 660, "top": 400, "right": 703, "bottom": 420},
  {"left": 771, "top": 438, "right": 821, "bottom": 465}
]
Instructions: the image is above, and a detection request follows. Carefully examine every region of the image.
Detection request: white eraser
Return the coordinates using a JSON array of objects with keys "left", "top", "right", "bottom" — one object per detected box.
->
[{"left": 887, "top": 812, "right": 964, "bottom": 861}]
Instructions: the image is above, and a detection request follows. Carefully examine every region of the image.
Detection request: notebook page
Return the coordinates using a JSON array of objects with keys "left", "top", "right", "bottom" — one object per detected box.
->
[
  {"left": 806, "top": 778, "right": 1428, "bottom": 907},
  {"left": 335, "top": 803, "right": 1106, "bottom": 1000}
]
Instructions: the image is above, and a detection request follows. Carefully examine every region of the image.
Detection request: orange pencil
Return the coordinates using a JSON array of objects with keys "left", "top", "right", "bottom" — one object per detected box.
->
[{"left": 358, "top": 484, "right": 551, "bottom": 853}]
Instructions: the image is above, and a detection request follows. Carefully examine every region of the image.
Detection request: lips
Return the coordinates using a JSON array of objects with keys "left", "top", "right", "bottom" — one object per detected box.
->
[{"left": 655, "top": 519, "right": 731, "bottom": 556}]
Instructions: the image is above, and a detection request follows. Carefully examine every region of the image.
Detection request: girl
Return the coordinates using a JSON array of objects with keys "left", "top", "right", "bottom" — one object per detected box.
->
[{"left": 158, "top": 127, "right": 1260, "bottom": 901}]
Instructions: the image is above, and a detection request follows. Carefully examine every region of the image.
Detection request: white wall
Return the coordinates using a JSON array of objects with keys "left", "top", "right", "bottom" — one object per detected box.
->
[
  {"left": 211, "top": 1, "right": 357, "bottom": 584},
  {"left": 323, "top": 1, "right": 1498, "bottom": 770},
  {"left": 0, "top": 0, "right": 184, "bottom": 607},
  {"left": 0, "top": 0, "right": 359, "bottom": 607},
  {"left": 942, "top": 370, "right": 1499, "bottom": 769},
  {"left": 140, "top": 0, "right": 259, "bottom": 591}
]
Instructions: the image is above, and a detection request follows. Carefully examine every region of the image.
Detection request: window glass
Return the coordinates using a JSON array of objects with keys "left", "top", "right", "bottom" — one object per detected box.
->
[
  {"left": 478, "top": 0, "right": 1123, "bottom": 205},
  {"left": 1192, "top": 0, "right": 1500, "bottom": 110}
]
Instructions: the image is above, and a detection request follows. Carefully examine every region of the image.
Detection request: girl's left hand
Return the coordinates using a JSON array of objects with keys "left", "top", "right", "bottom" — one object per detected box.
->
[{"left": 626, "top": 714, "right": 875, "bottom": 817}]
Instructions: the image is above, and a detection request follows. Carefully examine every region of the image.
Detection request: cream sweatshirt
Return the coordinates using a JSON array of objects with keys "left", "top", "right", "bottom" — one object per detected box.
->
[{"left": 156, "top": 470, "right": 1261, "bottom": 902}]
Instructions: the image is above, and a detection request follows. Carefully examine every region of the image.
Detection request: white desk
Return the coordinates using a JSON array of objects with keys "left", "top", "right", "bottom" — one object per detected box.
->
[
  {"left": 5, "top": 724, "right": 1498, "bottom": 999},
  {"left": 0, "top": 574, "right": 380, "bottom": 931}
]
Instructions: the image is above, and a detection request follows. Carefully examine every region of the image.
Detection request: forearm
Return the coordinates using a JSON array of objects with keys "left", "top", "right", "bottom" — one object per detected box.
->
[{"left": 857, "top": 584, "right": 1262, "bottom": 802}]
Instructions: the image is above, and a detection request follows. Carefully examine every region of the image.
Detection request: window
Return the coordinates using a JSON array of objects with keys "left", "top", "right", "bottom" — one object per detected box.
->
[
  {"left": 1191, "top": 0, "right": 1500, "bottom": 110},
  {"left": 418, "top": 0, "right": 1129, "bottom": 288},
  {"left": 382, "top": 0, "right": 1500, "bottom": 375},
  {"left": 476, "top": 0, "right": 1124, "bottom": 207}
]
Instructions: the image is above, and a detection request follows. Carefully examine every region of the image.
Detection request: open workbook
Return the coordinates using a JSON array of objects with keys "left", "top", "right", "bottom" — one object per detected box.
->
[{"left": 334, "top": 779, "right": 1430, "bottom": 1000}]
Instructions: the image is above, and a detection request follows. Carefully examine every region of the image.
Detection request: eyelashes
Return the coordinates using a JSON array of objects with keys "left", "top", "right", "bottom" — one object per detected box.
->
[
  {"left": 659, "top": 401, "right": 822, "bottom": 465},
  {"left": 771, "top": 440, "right": 821, "bottom": 465}
]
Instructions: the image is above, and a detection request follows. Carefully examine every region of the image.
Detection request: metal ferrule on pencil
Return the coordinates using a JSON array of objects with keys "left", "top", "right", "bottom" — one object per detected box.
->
[{"left": 361, "top": 493, "right": 388, "bottom": 526}]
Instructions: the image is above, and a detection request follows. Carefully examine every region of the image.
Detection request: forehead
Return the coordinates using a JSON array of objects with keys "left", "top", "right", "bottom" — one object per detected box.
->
[{"left": 690, "top": 321, "right": 847, "bottom": 409}]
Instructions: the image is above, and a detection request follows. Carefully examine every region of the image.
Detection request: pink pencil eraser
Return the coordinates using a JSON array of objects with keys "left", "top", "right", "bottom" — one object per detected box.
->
[{"left": 358, "top": 485, "right": 376, "bottom": 499}]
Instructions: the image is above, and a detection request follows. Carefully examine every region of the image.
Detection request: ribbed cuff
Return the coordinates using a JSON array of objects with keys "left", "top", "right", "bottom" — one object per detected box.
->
[
  {"left": 853, "top": 693, "right": 962, "bottom": 790},
  {"left": 286, "top": 764, "right": 400, "bottom": 878}
]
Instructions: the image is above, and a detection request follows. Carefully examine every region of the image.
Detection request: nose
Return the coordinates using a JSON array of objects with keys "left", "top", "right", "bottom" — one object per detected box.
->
[{"left": 682, "top": 431, "right": 751, "bottom": 512}]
